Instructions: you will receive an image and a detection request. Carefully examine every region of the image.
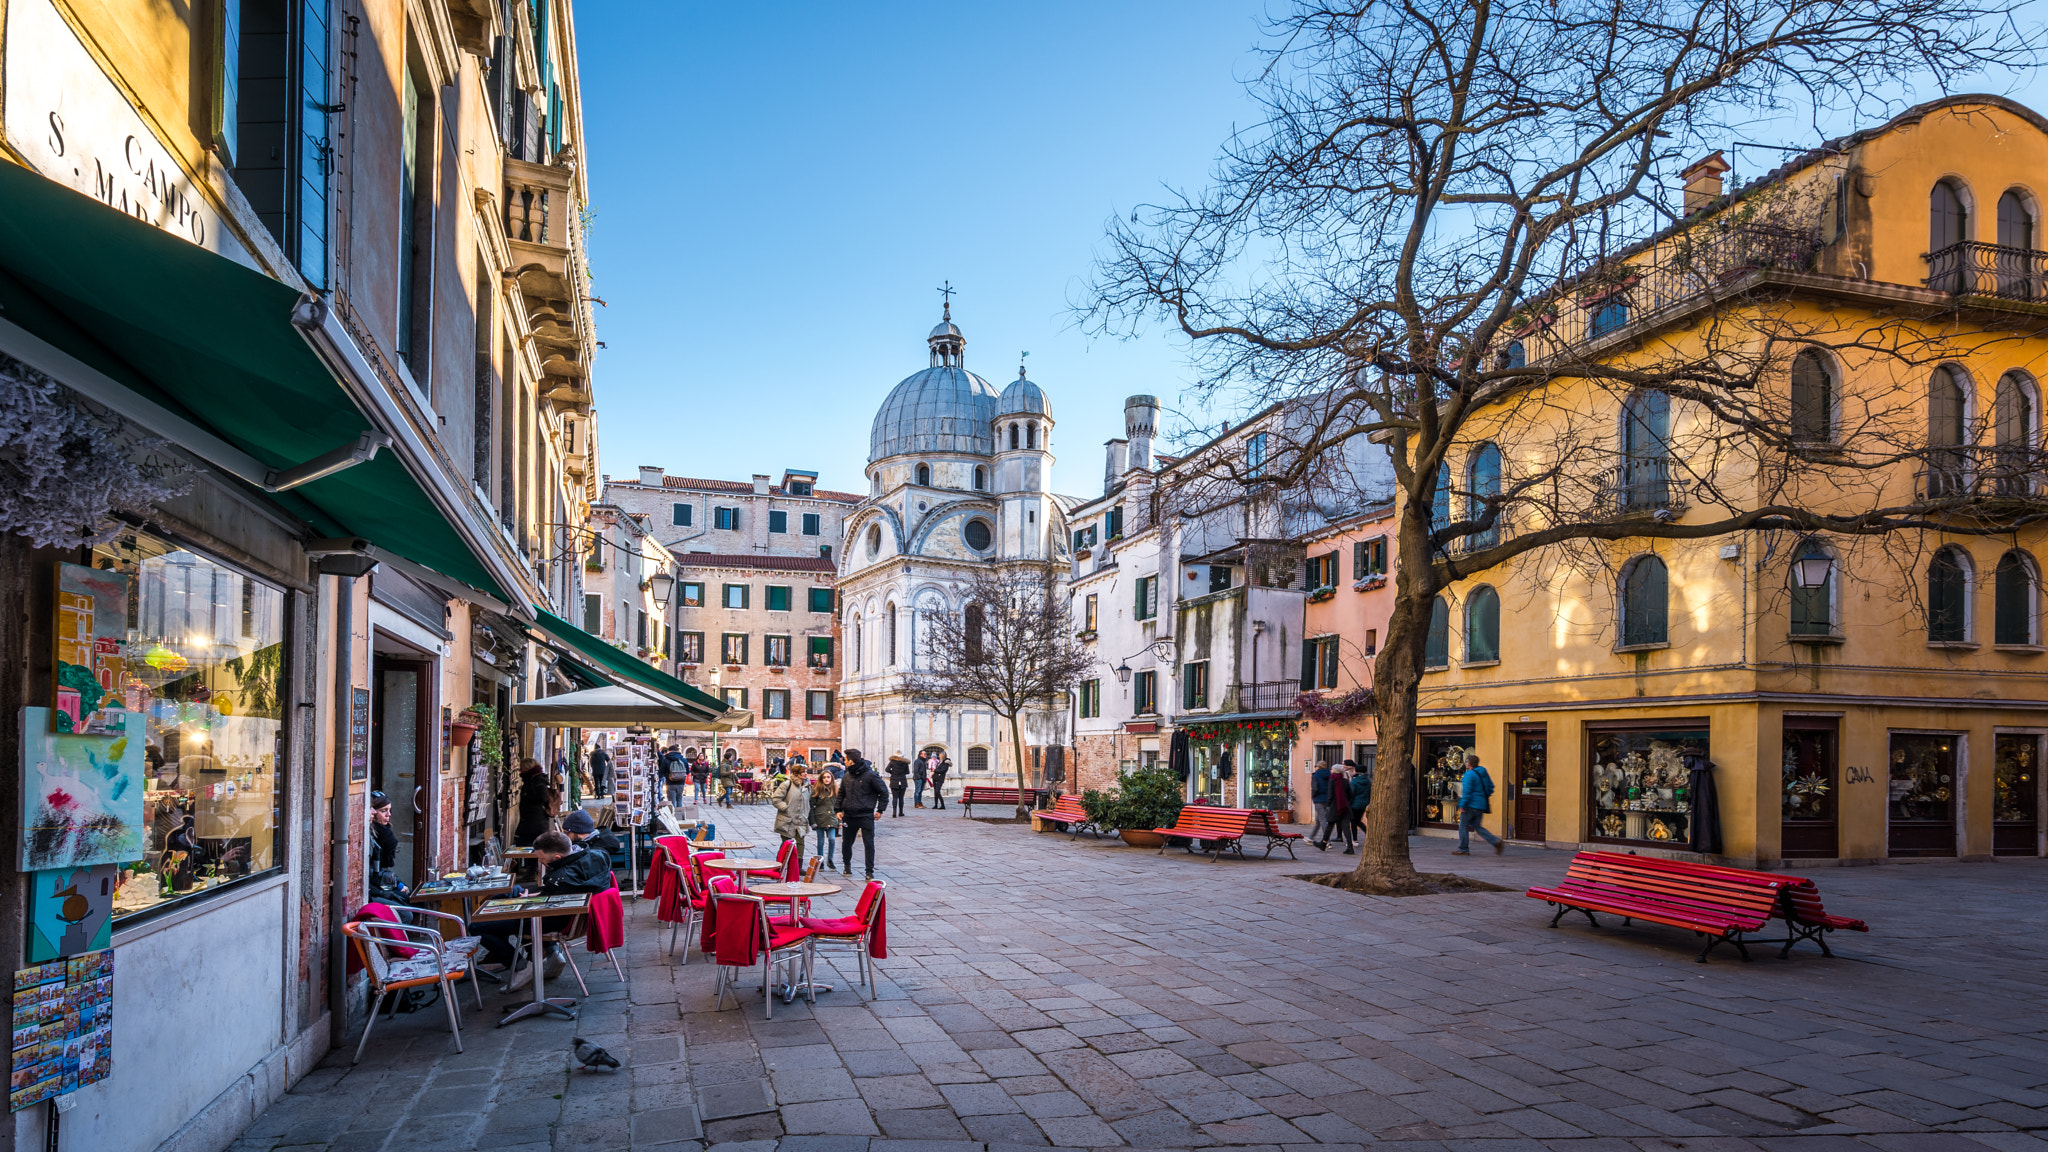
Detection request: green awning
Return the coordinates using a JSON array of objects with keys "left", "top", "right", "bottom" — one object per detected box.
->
[
  {"left": 0, "top": 159, "right": 504, "bottom": 598},
  {"left": 545, "top": 646, "right": 610, "bottom": 691},
  {"left": 529, "top": 610, "right": 731, "bottom": 717}
]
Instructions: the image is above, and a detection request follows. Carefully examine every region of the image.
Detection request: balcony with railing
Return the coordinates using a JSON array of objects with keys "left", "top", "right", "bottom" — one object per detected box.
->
[
  {"left": 1918, "top": 446, "right": 2046, "bottom": 501},
  {"left": 1597, "top": 457, "right": 1685, "bottom": 517},
  {"left": 1924, "top": 242, "right": 2048, "bottom": 301},
  {"left": 504, "top": 156, "right": 575, "bottom": 302}
]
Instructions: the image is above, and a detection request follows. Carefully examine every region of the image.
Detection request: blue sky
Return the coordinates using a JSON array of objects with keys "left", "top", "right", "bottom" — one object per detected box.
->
[{"left": 577, "top": 3, "right": 2047, "bottom": 500}]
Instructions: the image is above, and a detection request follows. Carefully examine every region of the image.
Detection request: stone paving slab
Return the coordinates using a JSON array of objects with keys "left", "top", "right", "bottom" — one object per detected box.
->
[{"left": 234, "top": 804, "right": 2048, "bottom": 1151}]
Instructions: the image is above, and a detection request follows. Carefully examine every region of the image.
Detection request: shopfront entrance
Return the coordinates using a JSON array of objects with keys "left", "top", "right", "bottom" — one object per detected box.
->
[
  {"left": 1992, "top": 733, "right": 2040, "bottom": 856},
  {"left": 1415, "top": 728, "right": 1473, "bottom": 829},
  {"left": 1189, "top": 739, "right": 1230, "bottom": 805},
  {"left": 1888, "top": 732, "right": 1960, "bottom": 857},
  {"left": 1509, "top": 726, "right": 1547, "bottom": 841},
  {"left": 1781, "top": 717, "right": 1839, "bottom": 859},
  {"left": 372, "top": 652, "right": 434, "bottom": 888}
]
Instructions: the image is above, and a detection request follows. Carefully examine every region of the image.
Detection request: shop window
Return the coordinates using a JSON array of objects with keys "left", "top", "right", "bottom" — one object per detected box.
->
[
  {"left": 763, "top": 690, "right": 790, "bottom": 720},
  {"left": 721, "top": 633, "right": 748, "bottom": 664},
  {"left": 1181, "top": 661, "right": 1209, "bottom": 709},
  {"left": 1416, "top": 732, "right": 1471, "bottom": 828},
  {"left": 766, "top": 585, "right": 792, "bottom": 612},
  {"left": 1589, "top": 727, "right": 1709, "bottom": 846},
  {"left": 678, "top": 632, "right": 704, "bottom": 664},
  {"left": 765, "top": 635, "right": 792, "bottom": 666},
  {"left": 1993, "top": 734, "right": 2039, "bottom": 855},
  {"left": 808, "top": 586, "right": 834, "bottom": 613},
  {"left": 1927, "top": 546, "right": 1971, "bottom": 642},
  {"left": 1994, "top": 550, "right": 2038, "bottom": 646},
  {"left": 1133, "top": 670, "right": 1157, "bottom": 715},
  {"left": 723, "top": 583, "right": 749, "bottom": 610},
  {"left": 807, "top": 691, "right": 833, "bottom": 721},
  {"left": 769, "top": 510, "right": 788, "bottom": 534},
  {"left": 1888, "top": 732, "right": 1959, "bottom": 857},
  {"left": 1781, "top": 720, "right": 1838, "bottom": 859},
  {"left": 808, "top": 636, "right": 833, "bottom": 668},
  {"left": 680, "top": 582, "right": 704, "bottom": 608},
  {"left": 802, "top": 513, "right": 821, "bottom": 536},
  {"left": 92, "top": 531, "right": 287, "bottom": 924},
  {"left": 1465, "top": 586, "right": 1500, "bottom": 662},
  {"left": 1619, "top": 555, "right": 1669, "bottom": 646},
  {"left": 1424, "top": 596, "right": 1449, "bottom": 668}
]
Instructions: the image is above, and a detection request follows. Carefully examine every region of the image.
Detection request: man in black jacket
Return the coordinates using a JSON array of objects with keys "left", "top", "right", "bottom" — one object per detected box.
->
[
  {"left": 884, "top": 755, "right": 911, "bottom": 817},
  {"left": 475, "top": 830, "right": 610, "bottom": 985},
  {"left": 835, "top": 750, "right": 889, "bottom": 879},
  {"left": 930, "top": 756, "right": 950, "bottom": 810}
]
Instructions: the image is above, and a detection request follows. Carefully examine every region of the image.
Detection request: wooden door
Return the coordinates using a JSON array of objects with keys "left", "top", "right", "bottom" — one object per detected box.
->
[
  {"left": 1781, "top": 720, "right": 1839, "bottom": 858},
  {"left": 1511, "top": 729, "right": 1546, "bottom": 841}
]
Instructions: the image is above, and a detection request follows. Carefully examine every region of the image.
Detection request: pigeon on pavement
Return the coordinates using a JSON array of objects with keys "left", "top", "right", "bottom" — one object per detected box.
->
[{"left": 571, "top": 1037, "right": 620, "bottom": 1071}]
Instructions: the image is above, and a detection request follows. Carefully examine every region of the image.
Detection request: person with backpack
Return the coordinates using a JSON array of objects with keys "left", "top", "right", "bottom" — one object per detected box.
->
[
  {"left": 661, "top": 744, "right": 688, "bottom": 809},
  {"left": 1345, "top": 759, "right": 1372, "bottom": 845},
  {"left": 835, "top": 750, "right": 890, "bottom": 878},
  {"left": 1453, "top": 751, "right": 1504, "bottom": 855}
]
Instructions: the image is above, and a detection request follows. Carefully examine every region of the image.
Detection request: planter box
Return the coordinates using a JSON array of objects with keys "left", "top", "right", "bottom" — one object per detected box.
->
[{"left": 1118, "top": 829, "right": 1166, "bottom": 848}]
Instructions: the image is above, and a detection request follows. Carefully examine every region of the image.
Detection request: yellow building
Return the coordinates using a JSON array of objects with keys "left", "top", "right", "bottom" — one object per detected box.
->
[{"left": 1414, "top": 95, "right": 2047, "bottom": 866}]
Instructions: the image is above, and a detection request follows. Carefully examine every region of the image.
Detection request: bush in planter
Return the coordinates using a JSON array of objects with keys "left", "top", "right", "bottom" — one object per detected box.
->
[{"left": 1081, "top": 765, "right": 1184, "bottom": 831}]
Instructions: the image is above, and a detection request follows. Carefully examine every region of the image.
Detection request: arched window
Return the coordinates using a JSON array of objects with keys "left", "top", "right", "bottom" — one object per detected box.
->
[
  {"left": 973, "top": 465, "right": 986, "bottom": 491},
  {"left": 1791, "top": 349, "right": 1836, "bottom": 443},
  {"left": 887, "top": 602, "right": 899, "bottom": 665},
  {"left": 1620, "top": 555, "right": 1669, "bottom": 647},
  {"left": 1927, "top": 365, "right": 1968, "bottom": 496},
  {"left": 1465, "top": 585, "right": 1500, "bottom": 663},
  {"left": 1430, "top": 466, "right": 1451, "bottom": 528},
  {"left": 1467, "top": 444, "right": 1502, "bottom": 548},
  {"left": 1424, "top": 596, "right": 1450, "bottom": 668},
  {"left": 1995, "top": 550, "right": 2037, "bottom": 646},
  {"left": 1999, "top": 189, "right": 2036, "bottom": 248},
  {"left": 1789, "top": 537, "right": 1837, "bottom": 637},
  {"left": 1995, "top": 372, "right": 2037, "bottom": 495},
  {"left": 1008, "top": 423, "right": 1020, "bottom": 450},
  {"left": 1620, "top": 390, "right": 1671, "bottom": 508},
  {"left": 1928, "top": 547, "right": 1971, "bottom": 643},
  {"left": 1930, "top": 180, "right": 1971, "bottom": 291},
  {"left": 1026, "top": 422, "right": 1037, "bottom": 449},
  {"left": 854, "top": 618, "right": 864, "bottom": 671},
  {"left": 915, "top": 463, "right": 930, "bottom": 486}
]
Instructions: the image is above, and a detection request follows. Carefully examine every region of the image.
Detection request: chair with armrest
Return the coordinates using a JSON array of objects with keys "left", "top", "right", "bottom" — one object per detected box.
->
[
  {"left": 710, "top": 892, "right": 814, "bottom": 1019},
  {"left": 343, "top": 919, "right": 476, "bottom": 1064},
  {"left": 799, "top": 879, "right": 886, "bottom": 996}
]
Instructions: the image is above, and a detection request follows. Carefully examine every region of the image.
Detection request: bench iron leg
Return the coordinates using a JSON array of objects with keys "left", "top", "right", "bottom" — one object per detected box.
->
[{"left": 1548, "top": 903, "right": 1598, "bottom": 929}]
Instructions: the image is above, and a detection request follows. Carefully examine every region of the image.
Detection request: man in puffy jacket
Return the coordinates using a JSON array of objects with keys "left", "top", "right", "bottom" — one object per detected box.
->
[
  {"left": 834, "top": 750, "right": 890, "bottom": 879},
  {"left": 1308, "top": 762, "right": 1336, "bottom": 850},
  {"left": 884, "top": 755, "right": 911, "bottom": 817},
  {"left": 1454, "top": 752, "right": 1503, "bottom": 856}
]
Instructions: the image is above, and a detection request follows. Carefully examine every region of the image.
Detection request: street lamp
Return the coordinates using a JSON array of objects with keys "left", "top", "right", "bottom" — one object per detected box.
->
[
  {"left": 1793, "top": 553, "right": 1834, "bottom": 588},
  {"left": 648, "top": 568, "right": 675, "bottom": 609},
  {"left": 1114, "top": 661, "right": 1133, "bottom": 686}
]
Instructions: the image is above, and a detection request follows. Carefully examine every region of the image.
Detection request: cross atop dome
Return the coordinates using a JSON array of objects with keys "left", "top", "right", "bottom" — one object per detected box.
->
[{"left": 928, "top": 286, "right": 965, "bottom": 368}]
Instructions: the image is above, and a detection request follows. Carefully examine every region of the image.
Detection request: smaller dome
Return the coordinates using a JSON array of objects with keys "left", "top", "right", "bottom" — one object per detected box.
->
[
  {"left": 930, "top": 319, "right": 963, "bottom": 340},
  {"left": 996, "top": 375, "right": 1050, "bottom": 419}
]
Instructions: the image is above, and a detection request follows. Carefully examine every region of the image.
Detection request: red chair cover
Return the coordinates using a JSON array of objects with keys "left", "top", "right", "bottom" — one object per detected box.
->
[
  {"left": 711, "top": 893, "right": 764, "bottom": 968},
  {"left": 698, "top": 875, "right": 740, "bottom": 953},
  {"left": 586, "top": 885, "right": 626, "bottom": 954}
]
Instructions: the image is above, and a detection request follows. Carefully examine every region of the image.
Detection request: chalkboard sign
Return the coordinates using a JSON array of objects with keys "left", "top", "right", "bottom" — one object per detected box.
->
[{"left": 349, "top": 687, "right": 371, "bottom": 781}]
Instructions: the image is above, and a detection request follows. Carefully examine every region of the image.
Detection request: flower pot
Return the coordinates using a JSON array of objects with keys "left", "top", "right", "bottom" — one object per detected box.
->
[
  {"left": 1118, "top": 829, "right": 1166, "bottom": 848},
  {"left": 450, "top": 721, "right": 479, "bottom": 748}
]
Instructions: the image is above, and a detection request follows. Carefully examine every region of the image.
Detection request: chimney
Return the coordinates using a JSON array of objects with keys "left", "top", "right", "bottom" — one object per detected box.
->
[
  {"left": 751, "top": 473, "right": 771, "bottom": 495},
  {"left": 1680, "top": 152, "right": 1730, "bottom": 215},
  {"left": 1125, "top": 395, "right": 1159, "bottom": 472},
  {"left": 1103, "top": 439, "right": 1128, "bottom": 495},
  {"left": 637, "top": 465, "right": 665, "bottom": 486}
]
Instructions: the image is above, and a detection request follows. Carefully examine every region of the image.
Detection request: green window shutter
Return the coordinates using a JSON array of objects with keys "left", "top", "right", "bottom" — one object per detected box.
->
[
  {"left": 808, "top": 586, "right": 834, "bottom": 612},
  {"left": 582, "top": 593, "right": 599, "bottom": 633},
  {"left": 769, "top": 510, "right": 788, "bottom": 534},
  {"left": 673, "top": 503, "right": 690, "bottom": 526},
  {"left": 293, "top": 0, "right": 330, "bottom": 288},
  {"left": 1300, "top": 641, "right": 1317, "bottom": 690},
  {"left": 802, "top": 513, "right": 820, "bottom": 535},
  {"left": 767, "top": 585, "right": 791, "bottom": 612}
]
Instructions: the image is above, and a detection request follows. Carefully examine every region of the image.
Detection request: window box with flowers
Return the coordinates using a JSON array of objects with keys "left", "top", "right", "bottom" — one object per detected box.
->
[
  {"left": 1075, "top": 628, "right": 1098, "bottom": 641},
  {"left": 1354, "top": 576, "right": 1387, "bottom": 591},
  {"left": 1508, "top": 304, "right": 1558, "bottom": 336},
  {"left": 1308, "top": 587, "right": 1336, "bottom": 604}
]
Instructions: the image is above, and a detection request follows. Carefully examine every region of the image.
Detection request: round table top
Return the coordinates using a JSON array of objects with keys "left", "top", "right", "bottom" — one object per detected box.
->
[
  {"left": 750, "top": 881, "right": 842, "bottom": 898},
  {"left": 690, "top": 840, "right": 755, "bottom": 851},
  {"left": 699, "top": 857, "right": 784, "bottom": 873}
]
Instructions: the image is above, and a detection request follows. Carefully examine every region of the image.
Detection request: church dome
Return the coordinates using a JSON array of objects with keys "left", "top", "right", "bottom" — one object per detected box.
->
[
  {"left": 869, "top": 366, "right": 999, "bottom": 462},
  {"left": 995, "top": 373, "right": 1050, "bottom": 420}
]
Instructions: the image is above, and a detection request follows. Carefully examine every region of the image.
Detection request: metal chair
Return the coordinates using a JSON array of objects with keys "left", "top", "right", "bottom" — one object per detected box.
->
[
  {"left": 799, "top": 879, "right": 886, "bottom": 996},
  {"left": 343, "top": 919, "right": 477, "bottom": 1064},
  {"left": 710, "top": 891, "right": 814, "bottom": 1019}
]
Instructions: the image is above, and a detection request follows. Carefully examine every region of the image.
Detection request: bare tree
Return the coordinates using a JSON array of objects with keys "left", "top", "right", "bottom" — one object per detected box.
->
[
  {"left": 905, "top": 565, "right": 1098, "bottom": 817},
  {"left": 1087, "top": 0, "right": 2043, "bottom": 892}
]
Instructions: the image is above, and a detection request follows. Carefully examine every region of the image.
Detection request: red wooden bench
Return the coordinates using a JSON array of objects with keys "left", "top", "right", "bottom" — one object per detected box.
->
[
  {"left": 1527, "top": 851, "right": 1867, "bottom": 962},
  {"left": 960, "top": 786, "right": 1039, "bottom": 816},
  {"left": 1035, "top": 793, "right": 1103, "bottom": 839},
  {"left": 1242, "top": 809, "right": 1304, "bottom": 860},
  {"left": 1151, "top": 807, "right": 1252, "bottom": 861}
]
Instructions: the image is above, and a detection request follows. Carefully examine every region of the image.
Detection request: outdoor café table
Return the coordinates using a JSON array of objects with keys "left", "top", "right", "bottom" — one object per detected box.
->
[
  {"left": 751, "top": 880, "right": 843, "bottom": 1002},
  {"left": 413, "top": 875, "right": 514, "bottom": 920},
  {"left": 470, "top": 892, "right": 593, "bottom": 1025},
  {"left": 691, "top": 839, "right": 755, "bottom": 854}
]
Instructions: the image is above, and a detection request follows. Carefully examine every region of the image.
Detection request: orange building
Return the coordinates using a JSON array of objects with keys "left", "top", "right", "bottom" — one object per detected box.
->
[{"left": 1292, "top": 507, "right": 1397, "bottom": 813}]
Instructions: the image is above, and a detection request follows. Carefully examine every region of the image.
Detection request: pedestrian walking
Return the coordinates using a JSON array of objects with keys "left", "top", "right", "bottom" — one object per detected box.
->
[
  {"left": 836, "top": 749, "right": 890, "bottom": 879},
  {"left": 1345, "top": 758, "right": 1371, "bottom": 843},
  {"left": 930, "top": 755, "right": 950, "bottom": 809},
  {"left": 885, "top": 754, "right": 910, "bottom": 816},
  {"left": 588, "top": 743, "right": 611, "bottom": 796},
  {"left": 714, "top": 757, "right": 735, "bottom": 808},
  {"left": 1308, "top": 760, "right": 1336, "bottom": 850},
  {"left": 912, "top": 755, "right": 929, "bottom": 809},
  {"left": 512, "top": 758, "right": 557, "bottom": 847},
  {"left": 1453, "top": 751, "right": 1503, "bottom": 855},
  {"left": 1327, "top": 762, "right": 1355, "bottom": 853},
  {"left": 690, "top": 753, "right": 710, "bottom": 804},
  {"left": 772, "top": 766, "right": 811, "bottom": 861},
  {"left": 661, "top": 743, "right": 688, "bottom": 809},
  {"left": 810, "top": 769, "right": 841, "bottom": 859}
]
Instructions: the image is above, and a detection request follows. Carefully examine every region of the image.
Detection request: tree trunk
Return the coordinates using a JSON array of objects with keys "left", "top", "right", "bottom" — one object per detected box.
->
[
  {"left": 1009, "top": 714, "right": 1031, "bottom": 818},
  {"left": 1351, "top": 500, "right": 1436, "bottom": 892}
]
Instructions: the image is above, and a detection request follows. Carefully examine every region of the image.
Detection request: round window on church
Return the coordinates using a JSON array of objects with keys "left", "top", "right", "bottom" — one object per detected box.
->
[
  {"left": 963, "top": 519, "right": 993, "bottom": 551},
  {"left": 866, "top": 523, "right": 882, "bottom": 557}
]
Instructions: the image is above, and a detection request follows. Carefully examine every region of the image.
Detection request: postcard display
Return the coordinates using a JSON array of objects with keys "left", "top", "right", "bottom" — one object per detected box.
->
[
  {"left": 1589, "top": 729, "right": 1708, "bottom": 845},
  {"left": 9, "top": 950, "right": 112, "bottom": 1111},
  {"left": 611, "top": 742, "right": 651, "bottom": 824}
]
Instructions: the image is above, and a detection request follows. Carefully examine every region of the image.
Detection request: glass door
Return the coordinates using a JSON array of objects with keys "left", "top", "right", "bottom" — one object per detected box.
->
[
  {"left": 1781, "top": 720, "right": 1839, "bottom": 858},
  {"left": 1993, "top": 734, "right": 2039, "bottom": 856},
  {"left": 1888, "top": 733, "right": 1959, "bottom": 857},
  {"left": 1189, "top": 741, "right": 1228, "bottom": 805},
  {"left": 1511, "top": 729, "right": 1547, "bottom": 842}
]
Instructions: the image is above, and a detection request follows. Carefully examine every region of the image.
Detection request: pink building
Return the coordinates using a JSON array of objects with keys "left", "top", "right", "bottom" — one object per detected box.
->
[{"left": 1293, "top": 506, "right": 1397, "bottom": 813}]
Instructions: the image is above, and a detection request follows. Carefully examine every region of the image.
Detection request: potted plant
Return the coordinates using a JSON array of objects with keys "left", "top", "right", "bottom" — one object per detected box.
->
[
  {"left": 1308, "top": 587, "right": 1336, "bottom": 603},
  {"left": 451, "top": 707, "right": 485, "bottom": 747},
  {"left": 1083, "top": 765, "right": 1185, "bottom": 847}
]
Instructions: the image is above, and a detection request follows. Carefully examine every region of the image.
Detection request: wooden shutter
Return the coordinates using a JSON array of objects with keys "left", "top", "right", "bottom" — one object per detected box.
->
[{"left": 1300, "top": 640, "right": 1317, "bottom": 689}]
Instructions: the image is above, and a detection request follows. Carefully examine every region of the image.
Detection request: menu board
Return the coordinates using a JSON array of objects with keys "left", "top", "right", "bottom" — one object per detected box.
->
[{"left": 9, "top": 949, "right": 112, "bottom": 1111}]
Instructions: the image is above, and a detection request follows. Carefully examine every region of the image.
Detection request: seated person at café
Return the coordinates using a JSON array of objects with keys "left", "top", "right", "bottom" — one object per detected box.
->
[
  {"left": 561, "top": 809, "right": 621, "bottom": 858},
  {"left": 474, "top": 831, "right": 611, "bottom": 983}
]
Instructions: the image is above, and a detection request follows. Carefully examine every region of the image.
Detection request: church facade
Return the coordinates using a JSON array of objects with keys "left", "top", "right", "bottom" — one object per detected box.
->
[{"left": 836, "top": 308, "right": 1075, "bottom": 783}]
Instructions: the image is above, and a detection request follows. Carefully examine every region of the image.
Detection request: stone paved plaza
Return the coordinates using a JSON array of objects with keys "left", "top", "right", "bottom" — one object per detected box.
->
[{"left": 232, "top": 802, "right": 2048, "bottom": 1152}]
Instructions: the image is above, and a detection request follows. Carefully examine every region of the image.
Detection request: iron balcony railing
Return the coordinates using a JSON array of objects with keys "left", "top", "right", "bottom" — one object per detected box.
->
[
  {"left": 1919, "top": 446, "right": 2045, "bottom": 500},
  {"left": 1598, "top": 457, "right": 1683, "bottom": 516},
  {"left": 1924, "top": 241, "right": 2048, "bottom": 300}
]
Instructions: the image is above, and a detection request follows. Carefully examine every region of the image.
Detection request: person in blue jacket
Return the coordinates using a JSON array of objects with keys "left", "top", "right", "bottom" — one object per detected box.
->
[
  {"left": 1453, "top": 751, "right": 1503, "bottom": 855},
  {"left": 1308, "top": 762, "right": 1337, "bottom": 850}
]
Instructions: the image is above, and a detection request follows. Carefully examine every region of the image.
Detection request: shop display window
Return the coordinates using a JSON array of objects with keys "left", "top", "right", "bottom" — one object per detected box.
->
[
  {"left": 1416, "top": 732, "right": 1471, "bottom": 827},
  {"left": 1781, "top": 721, "right": 1838, "bottom": 858},
  {"left": 1992, "top": 734, "right": 2039, "bottom": 856},
  {"left": 1245, "top": 743, "right": 1289, "bottom": 812},
  {"left": 94, "top": 531, "right": 287, "bottom": 921},
  {"left": 1588, "top": 727, "right": 1707, "bottom": 846},
  {"left": 1887, "top": 732, "right": 1958, "bottom": 857},
  {"left": 1188, "top": 741, "right": 1229, "bottom": 805}
]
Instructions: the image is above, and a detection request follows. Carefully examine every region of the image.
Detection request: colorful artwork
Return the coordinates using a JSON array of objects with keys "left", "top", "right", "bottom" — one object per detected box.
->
[
  {"left": 7, "top": 949, "right": 112, "bottom": 1111},
  {"left": 20, "top": 708, "right": 145, "bottom": 871},
  {"left": 54, "top": 563, "right": 130, "bottom": 735},
  {"left": 25, "top": 865, "right": 117, "bottom": 962}
]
